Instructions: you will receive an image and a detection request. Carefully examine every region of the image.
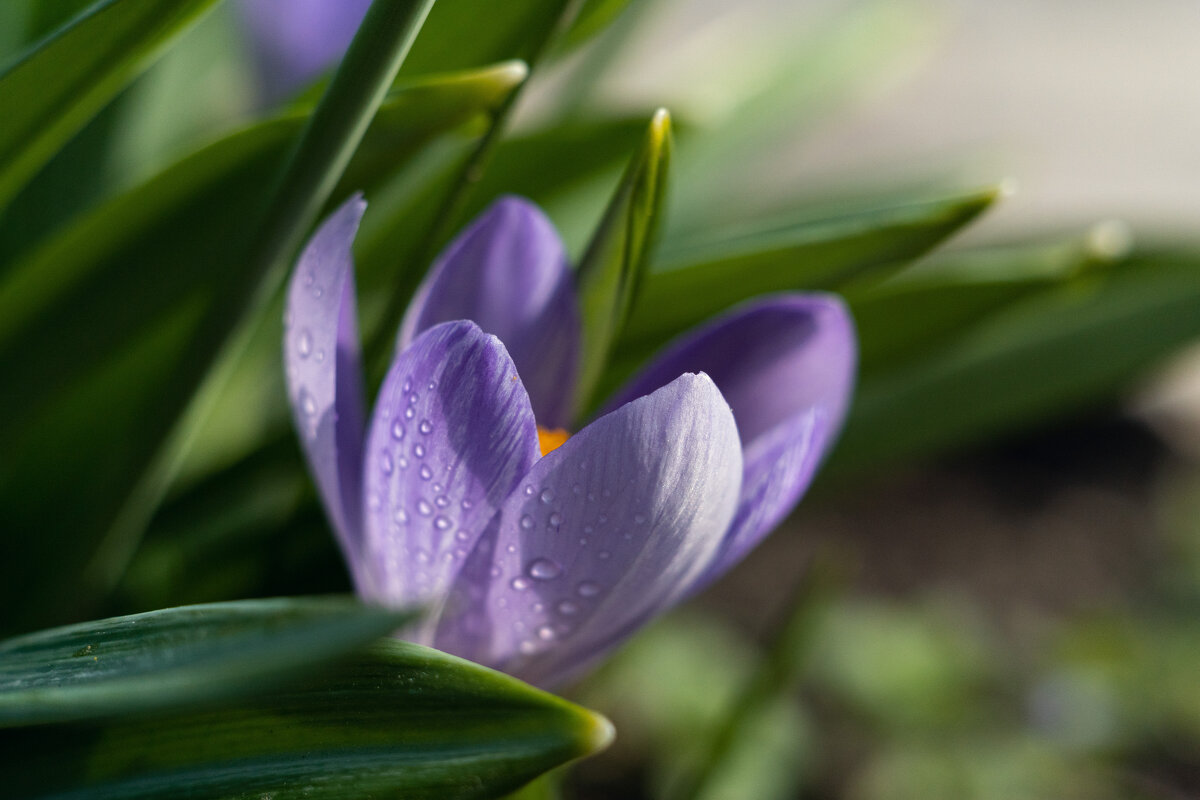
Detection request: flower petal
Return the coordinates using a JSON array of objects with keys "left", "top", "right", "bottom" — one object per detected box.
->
[
  {"left": 608, "top": 295, "right": 857, "bottom": 582},
  {"left": 434, "top": 373, "right": 742, "bottom": 687},
  {"left": 361, "top": 321, "right": 541, "bottom": 636},
  {"left": 239, "top": 0, "right": 372, "bottom": 103},
  {"left": 285, "top": 194, "right": 369, "bottom": 576},
  {"left": 398, "top": 196, "right": 580, "bottom": 427}
]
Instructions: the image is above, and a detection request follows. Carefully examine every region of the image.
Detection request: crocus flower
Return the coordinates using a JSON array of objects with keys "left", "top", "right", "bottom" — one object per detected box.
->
[
  {"left": 284, "top": 194, "right": 855, "bottom": 686},
  {"left": 238, "top": 0, "right": 371, "bottom": 103}
]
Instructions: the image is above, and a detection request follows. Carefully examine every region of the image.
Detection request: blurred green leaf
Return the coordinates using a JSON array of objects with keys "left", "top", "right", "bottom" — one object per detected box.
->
[
  {"left": 560, "top": 0, "right": 635, "bottom": 49},
  {"left": 0, "top": 1, "right": 444, "bottom": 633},
  {"left": 400, "top": 0, "right": 576, "bottom": 77},
  {"left": 574, "top": 109, "right": 672, "bottom": 416},
  {"left": 0, "top": 597, "right": 414, "bottom": 727},
  {"left": 617, "top": 188, "right": 999, "bottom": 357},
  {"left": 848, "top": 223, "right": 1127, "bottom": 372},
  {"left": 0, "top": 0, "right": 221, "bottom": 211},
  {"left": 832, "top": 246, "right": 1200, "bottom": 474},
  {"left": 1, "top": 638, "right": 613, "bottom": 799}
]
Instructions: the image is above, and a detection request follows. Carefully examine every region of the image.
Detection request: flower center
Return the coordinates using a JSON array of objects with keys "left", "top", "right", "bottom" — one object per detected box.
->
[{"left": 537, "top": 426, "right": 570, "bottom": 457}]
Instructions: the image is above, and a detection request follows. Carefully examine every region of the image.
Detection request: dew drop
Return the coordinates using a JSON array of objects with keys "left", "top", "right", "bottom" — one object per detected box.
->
[
  {"left": 296, "top": 330, "right": 312, "bottom": 358},
  {"left": 577, "top": 581, "right": 600, "bottom": 597},
  {"left": 418, "top": 419, "right": 433, "bottom": 435},
  {"left": 455, "top": 530, "right": 470, "bottom": 542},
  {"left": 394, "top": 508, "right": 409, "bottom": 525},
  {"left": 536, "top": 625, "right": 556, "bottom": 641},
  {"left": 432, "top": 482, "right": 443, "bottom": 493},
  {"left": 390, "top": 419, "right": 405, "bottom": 440},
  {"left": 583, "top": 525, "right": 594, "bottom": 534},
  {"left": 540, "top": 488, "right": 555, "bottom": 504},
  {"left": 397, "top": 456, "right": 409, "bottom": 469},
  {"left": 520, "top": 514, "right": 534, "bottom": 530},
  {"left": 519, "top": 640, "right": 537, "bottom": 654},
  {"left": 634, "top": 513, "right": 647, "bottom": 524},
  {"left": 427, "top": 380, "right": 437, "bottom": 390},
  {"left": 416, "top": 499, "right": 433, "bottom": 516},
  {"left": 434, "top": 516, "right": 451, "bottom": 530},
  {"left": 402, "top": 378, "right": 412, "bottom": 393},
  {"left": 557, "top": 600, "right": 579, "bottom": 616},
  {"left": 528, "top": 558, "right": 562, "bottom": 581},
  {"left": 404, "top": 406, "right": 415, "bottom": 419},
  {"left": 367, "top": 492, "right": 381, "bottom": 511},
  {"left": 490, "top": 566, "right": 503, "bottom": 578},
  {"left": 524, "top": 485, "right": 536, "bottom": 497},
  {"left": 407, "top": 393, "right": 418, "bottom": 406},
  {"left": 435, "top": 495, "right": 449, "bottom": 508},
  {"left": 299, "top": 390, "right": 317, "bottom": 417},
  {"left": 419, "top": 465, "right": 433, "bottom": 481},
  {"left": 579, "top": 537, "right": 589, "bottom": 546},
  {"left": 314, "top": 349, "right": 326, "bottom": 363},
  {"left": 506, "top": 543, "right": 517, "bottom": 554},
  {"left": 511, "top": 576, "right": 530, "bottom": 591},
  {"left": 549, "top": 512, "right": 563, "bottom": 527},
  {"left": 461, "top": 498, "right": 473, "bottom": 510},
  {"left": 413, "top": 443, "right": 426, "bottom": 458},
  {"left": 415, "top": 549, "right": 430, "bottom": 564},
  {"left": 598, "top": 550, "right": 611, "bottom": 560},
  {"left": 380, "top": 453, "right": 394, "bottom": 475}
]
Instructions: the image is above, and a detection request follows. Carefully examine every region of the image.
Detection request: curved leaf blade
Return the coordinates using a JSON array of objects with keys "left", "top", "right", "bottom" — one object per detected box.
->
[
  {"left": 0, "top": 0, "right": 221, "bottom": 210},
  {"left": 0, "top": 597, "right": 415, "bottom": 728},
  {"left": 2, "top": 639, "right": 613, "bottom": 800}
]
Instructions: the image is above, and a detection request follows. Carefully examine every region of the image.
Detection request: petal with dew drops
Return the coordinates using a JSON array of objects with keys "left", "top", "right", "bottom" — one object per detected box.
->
[
  {"left": 607, "top": 295, "right": 857, "bottom": 584},
  {"left": 362, "top": 321, "right": 540, "bottom": 638},
  {"left": 285, "top": 194, "right": 369, "bottom": 576},
  {"left": 399, "top": 196, "right": 580, "bottom": 428},
  {"left": 435, "top": 373, "right": 742, "bottom": 687}
]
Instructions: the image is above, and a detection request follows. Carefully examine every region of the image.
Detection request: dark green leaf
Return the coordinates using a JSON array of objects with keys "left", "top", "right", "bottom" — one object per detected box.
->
[
  {"left": 618, "top": 188, "right": 1000, "bottom": 356},
  {"left": 0, "top": 597, "right": 415, "bottom": 728},
  {"left": 0, "top": 0, "right": 222, "bottom": 210},
  {"left": 0, "top": 1, "right": 445, "bottom": 633},
  {"left": 830, "top": 246, "right": 1200, "bottom": 475},
  {"left": 573, "top": 109, "right": 672, "bottom": 417},
  {"left": 2, "top": 639, "right": 613, "bottom": 799}
]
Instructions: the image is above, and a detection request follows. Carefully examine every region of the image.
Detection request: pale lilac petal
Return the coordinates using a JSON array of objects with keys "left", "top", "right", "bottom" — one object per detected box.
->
[
  {"left": 608, "top": 295, "right": 857, "bottom": 582},
  {"left": 399, "top": 196, "right": 580, "bottom": 428},
  {"left": 361, "top": 321, "right": 541, "bottom": 637},
  {"left": 285, "top": 195, "right": 368, "bottom": 576},
  {"left": 239, "top": 0, "right": 372, "bottom": 103},
  {"left": 435, "top": 373, "right": 742, "bottom": 687}
]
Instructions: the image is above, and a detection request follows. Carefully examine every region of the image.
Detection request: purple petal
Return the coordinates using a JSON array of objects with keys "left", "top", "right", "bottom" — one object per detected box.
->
[
  {"left": 239, "top": 0, "right": 372, "bottom": 103},
  {"left": 360, "top": 321, "right": 541, "bottom": 637},
  {"left": 399, "top": 196, "right": 580, "bottom": 428},
  {"left": 608, "top": 295, "right": 857, "bottom": 583},
  {"left": 285, "top": 194, "right": 368, "bottom": 578},
  {"left": 434, "top": 373, "right": 742, "bottom": 687}
]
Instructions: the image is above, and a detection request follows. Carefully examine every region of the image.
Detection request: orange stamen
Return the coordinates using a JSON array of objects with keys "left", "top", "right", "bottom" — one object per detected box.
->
[{"left": 537, "top": 426, "right": 570, "bottom": 456}]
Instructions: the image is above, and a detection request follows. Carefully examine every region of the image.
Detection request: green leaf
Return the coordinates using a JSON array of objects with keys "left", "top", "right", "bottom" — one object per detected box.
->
[
  {"left": 0, "top": 0, "right": 222, "bottom": 211},
  {"left": 573, "top": 108, "right": 672, "bottom": 417},
  {"left": 848, "top": 224, "right": 1128, "bottom": 372},
  {"left": 2, "top": 639, "right": 613, "bottom": 799},
  {"left": 617, "top": 188, "right": 1000, "bottom": 357},
  {"left": 560, "top": 0, "right": 635, "bottom": 49},
  {"left": 0, "top": 597, "right": 415, "bottom": 728},
  {"left": 830, "top": 246, "right": 1200, "bottom": 475},
  {"left": 0, "top": 1, "right": 445, "bottom": 633},
  {"left": 399, "top": 0, "right": 574, "bottom": 77}
]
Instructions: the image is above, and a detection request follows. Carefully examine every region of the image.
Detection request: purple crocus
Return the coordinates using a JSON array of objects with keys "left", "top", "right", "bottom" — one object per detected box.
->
[
  {"left": 238, "top": 0, "right": 371, "bottom": 103},
  {"left": 284, "top": 194, "right": 856, "bottom": 686}
]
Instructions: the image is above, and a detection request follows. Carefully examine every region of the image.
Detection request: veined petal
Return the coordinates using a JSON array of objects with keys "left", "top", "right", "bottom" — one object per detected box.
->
[
  {"left": 361, "top": 321, "right": 540, "bottom": 636},
  {"left": 285, "top": 194, "right": 369, "bottom": 575},
  {"left": 609, "top": 295, "right": 856, "bottom": 582},
  {"left": 238, "top": 0, "right": 372, "bottom": 103},
  {"left": 399, "top": 196, "right": 580, "bottom": 428},
  {"left": 435, "top": 373, "right": 742, "bottom": 687}
]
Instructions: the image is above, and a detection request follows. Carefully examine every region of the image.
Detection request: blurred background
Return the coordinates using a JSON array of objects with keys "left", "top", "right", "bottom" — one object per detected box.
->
[{"left": 5, "top": 0, "right": 1197, "bottom": 797}]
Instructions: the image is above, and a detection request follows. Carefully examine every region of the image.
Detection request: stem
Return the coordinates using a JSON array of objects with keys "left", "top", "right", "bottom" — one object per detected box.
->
[{"left": 672, "top": 556, "right": 842, "bottom": 800}]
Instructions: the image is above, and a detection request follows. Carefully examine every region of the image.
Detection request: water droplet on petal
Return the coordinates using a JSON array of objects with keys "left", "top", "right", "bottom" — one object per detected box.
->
[
  {"left": 511, "top": 576, "right": 530, "bottom": 591},
  {"left": 506, "top": 544, "right": 517, "bottom": 554},
  {"left": 524, "top": 485, "right": 535, "bottom": 496},
  {"left": 520, "top": 515, "right": 534, "bottom": 530},
  {"left": 434, "top": 516, "right": 451, "bottom": 530},
  {"left": 296, "top": 330, "right": 312, "bottom": 358},
  {"left": 455, "top": 530, "right": 470, "bottom": 542},
  {"left": 380, "top": 453, "right": 394, "bottom": 474},
  {"left": 402, "top": 378, "right": 412, "bottom": 393},
  {"left": 299, "top": 390, "right": 316, "bottom": 417},
  {"left": 435, "top": 495, "right": 449, "bottom": 508},
  {"left": 419, "top": 465, "right": 433, "bottom": 481},
  {"left": 390, "top": 419, "right": 405, "bottom": 440},
  {"left": 519, "top": 640, "right": 537, "bottom": 654},
  {"left": 419, "top": 419, "right": 433, "bottom": 435},
  {"left": 634, "top": 513, "right": 647, "bottom": 524},
  {"left": 537, "top": 625, "right": 556, "bottom": 641},
  {"left": 548, "top": 512, "right": 562, "bottom": 527},
  {"left": 367, "top": 492, "right": 381, "bottom": 510},
  {"left": 416, "top": 499, "right": 433, "bottom": 516},
  {"left": 314, "top": 349, "right": 326, "bottom": 363},
  {"left": 540, "top": 488, "right": 554, "bottom": 504},
  {"left": 407, "top": 393, "right": 418, "bottom": 406},
  {"left": 598, "top": 550, "right": 611, "bottom": 560},
  {"left": 404, "top": 407, "right": 415, "bottom": 419},
  {"left": 557, "top": 600, "right": 579, "bottom": 616},
  {"left": 394, "top": 508, "right": 408, "bottom": 525},
  {"left": 577, "top": 581, "right": 600, "bottom": 597},
  {"left": 461, "top": 498, "right": 473, "bottom": 510},
  {"left": 528, "top": 558, "right": 562, "bottom": 581},
  {"left": 413, "top": 443, "right": 425, "bottom": 458}
]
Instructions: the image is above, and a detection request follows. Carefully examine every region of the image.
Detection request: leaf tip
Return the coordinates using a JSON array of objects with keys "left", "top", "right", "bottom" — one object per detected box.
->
[
  {"left": 576, "top": 707, "right": 617, "bottom": 757},
  {"left": 649, "top": 107, "right": 672, "bottom": 145}
]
